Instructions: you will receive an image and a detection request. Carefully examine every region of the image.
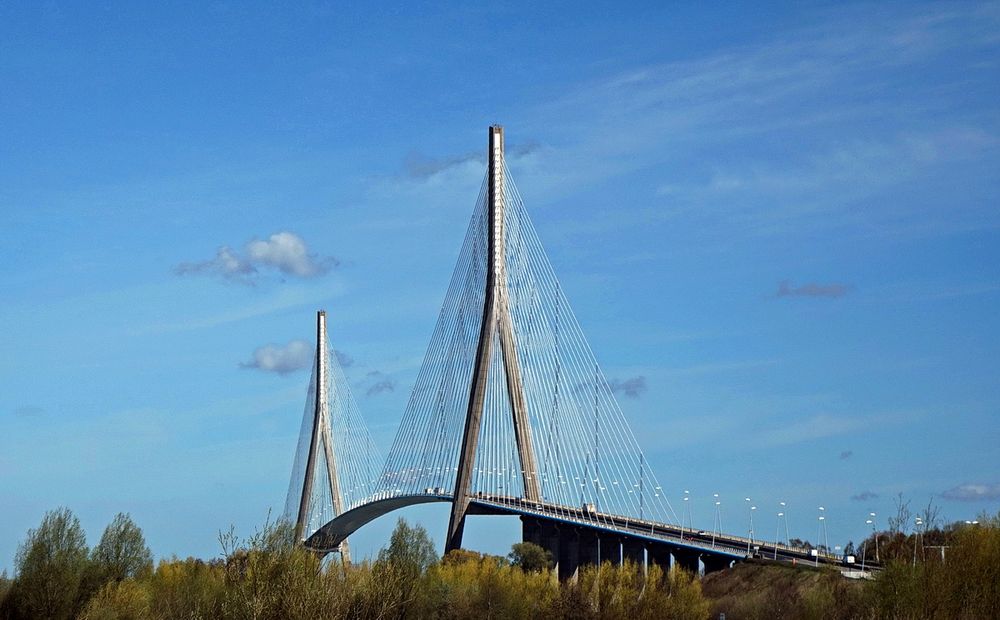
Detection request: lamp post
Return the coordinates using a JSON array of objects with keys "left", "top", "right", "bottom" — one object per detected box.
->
[
  {"left": 780, "top": 501, "right": 789, "bottom": 545},
  {"left": 745, "top": 497, "right": 753, "bottom": 555},
  {"left": 682, "top": 490, "right": 691, "bottom": 539},
  {"left": 775, "top": 510, "right": 784, "bottom": 560},
  {"left": 913, "top": 517, "right": 923, "bottom": 566},
  {"left": 818, "top": 506, "right": 829, "bottom": 553},
  {"left": 870, "top": 513, "right": 879, "bottom": 563},
  {"left": 862, "top": 518, "right": 873, "bottom": 573},
  {"left": 713, "top": 494, "right": 721, "bottom": 548}
]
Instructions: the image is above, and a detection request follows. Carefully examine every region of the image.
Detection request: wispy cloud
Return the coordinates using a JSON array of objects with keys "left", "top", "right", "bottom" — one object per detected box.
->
[
  {"left": 335, "top": 350, "right": 354, "bottom": 368},
  {"left": 404, "top": 142, "right": 543, "bottom": 180},
  {"left": 776, "top": 281, "right": 852, "bottom": 299},
  {"left": 240, "top": 340, "right": 313, "bottom": 375},
  {"left": 852, "top": 491, "right": 879, "bottom": 502},
  {"left": 609, "top": 376, "right": 647, "bottom": 399},
  {"left": 175, "top": 232, "right": 337, "bottom": 284},
  {"left": 514, "top": 4, "right": 1000, "bottom": 238},
  {"left": 941, "top": 482, "right": 1000, "bottom": 501},
  {"left": 365, "top": 371, "right": 396, "bottom": 397},
  {"left": 840, "top": 450, "right": 854, "bottom": 460}
]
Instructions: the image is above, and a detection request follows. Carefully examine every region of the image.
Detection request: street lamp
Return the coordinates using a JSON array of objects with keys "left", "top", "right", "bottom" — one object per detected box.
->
[
  {"left": 818, "top": 506, "right": 829, "bottom": 554},
  {"left": 862, "top": 518, "right": 873, "bottom": 573},
  {"left": 913, "top": 517, "right": 924, "bottom": 566},
  {"left": 775, "top": 511, "right": 784, "bottom": 560},
  {"left": 713, "top": 494, "right": 721, "bottom": 548},
  {"left": 682, "top": 491, "right": 690, "bottom": 539},
  {"left": 780, "top": 501, "right": 790, "bottom": 545},
  {"left": 865, "top": 512, "right": 879, "bottom": 562}
]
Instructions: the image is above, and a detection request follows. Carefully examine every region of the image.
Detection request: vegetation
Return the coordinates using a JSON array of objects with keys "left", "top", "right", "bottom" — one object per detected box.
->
[{"left": 1, "top": 507, "right": 998, "bottom": 619}]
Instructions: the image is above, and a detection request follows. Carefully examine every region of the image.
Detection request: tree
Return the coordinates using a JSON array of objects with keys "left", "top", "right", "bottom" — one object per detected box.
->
[
  {"left": 11, "top": 507, "right": 90, "bottom": 620},
  {"left": 508, "top": 542, "right": 553, "bottom": 572},
  {"left": 888, "top": 492, "right": 912, "bottom": 534},
  {"left": 0, "top": 570, "right": 11, "bottom": 616},
  {"left": 376, "top": 518, "right": 438, "bottom": 577},
  {"left": 92, "top": 513, "right": 153, "bottom": 583},
  {"left": 371, "top": 518, "right": 438, "bottom": 619},
  {"left": 920, "top": 498, "right": 941, "bottom": 531}
]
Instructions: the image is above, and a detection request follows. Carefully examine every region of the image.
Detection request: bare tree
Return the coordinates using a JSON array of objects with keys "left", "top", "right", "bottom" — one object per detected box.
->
[
  {"left": 920, "top": 497, "right": 941, "bottom": 530},
  {"left": 888, "top": 492, "right": 912, "bottom": 534}
]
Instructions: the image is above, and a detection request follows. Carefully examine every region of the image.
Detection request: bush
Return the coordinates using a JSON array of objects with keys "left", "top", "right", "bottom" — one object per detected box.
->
[{"left": 78, "top": 580, "right": 151, "bottom": 620}]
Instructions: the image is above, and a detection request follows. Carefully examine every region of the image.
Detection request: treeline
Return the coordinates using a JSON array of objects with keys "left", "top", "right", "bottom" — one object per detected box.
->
[
  {"left": 0, "top": 509, "right": 709, "bottom": 620},
  {"left": 2, "top": 507, "right": 998, "bottom": 619},
  {"left": 864, "top": 512, "right": 1000, "bottom": 619}
]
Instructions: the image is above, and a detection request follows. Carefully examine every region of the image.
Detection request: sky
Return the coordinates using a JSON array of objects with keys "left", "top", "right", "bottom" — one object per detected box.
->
[{"left": 1, "top": 1, "right": 999, "bottom": 571}]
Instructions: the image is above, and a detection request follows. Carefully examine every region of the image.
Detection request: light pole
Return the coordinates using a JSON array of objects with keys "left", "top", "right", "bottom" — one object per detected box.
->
[
  {"left": 745, "top": 497, "right": 754, "bottom": 555},
  {"left": 775, "top": 510, "right": 784, "bottom": 560},
  {"left": 780, "top": 501, "right": 790, "bottom": 545},
  {"left": 818, "top": 506, "right": 829, "bottom": 553},
  {"left": 913, "top": 517, "right": 923, "bottom": 566},
  {"left": 870, "top": 513, "right": 879, "bottom": 563},
  {"left": 682, "top": 490, "right": 691, "bottom": 539},
  {"left": 862, "top": 518, "right": 873, "bottom": 573},
  {"left": 713, "top": 494, "right": 721, "bottom": 548}
]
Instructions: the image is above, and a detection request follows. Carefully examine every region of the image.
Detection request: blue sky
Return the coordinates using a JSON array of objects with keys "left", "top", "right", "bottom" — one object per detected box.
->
[{"left": 2, "top": 1, "right": 999, "bottom": 570}]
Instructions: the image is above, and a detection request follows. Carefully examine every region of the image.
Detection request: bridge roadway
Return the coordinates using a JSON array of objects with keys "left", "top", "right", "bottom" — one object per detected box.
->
[{"left": 305, "top": 491, "right": 854, "bottom": 577}]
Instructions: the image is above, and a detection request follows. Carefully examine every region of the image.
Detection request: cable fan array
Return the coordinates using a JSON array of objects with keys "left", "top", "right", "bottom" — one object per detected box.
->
[
  {"left": 284, "top": 326, "right": 384, "bottom": 542},
  {"left": 373, "top": 162, "right": 679, "bottom": 529}
]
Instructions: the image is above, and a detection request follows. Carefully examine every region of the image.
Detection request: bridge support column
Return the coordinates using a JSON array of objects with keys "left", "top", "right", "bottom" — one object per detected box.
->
[
  {"left": 578, "top": 530, "right": 600, "bottom": 570},
  {"left": 600, "top": 536, "right": 620, "bottom": 565},
  {"left": 701, "top": 554, "right": 732, "bottom": 575},
  {"left": 673, "top": 548, "right": 700, "bottom": 575},
  {"left": 558, "top": 530, "right": 580, "bottom": 582},
  {"left": 521, "top": 516, "right": 543, "bottom": 547},
  {"left": 522, "top": 517, "right": 561, "bottom": 575},
  {"left": 648, "top": 544, "right": 672, "bottom": 573},
  {"left": 622, "top": 538, "right": 645, "bottom": 569}
]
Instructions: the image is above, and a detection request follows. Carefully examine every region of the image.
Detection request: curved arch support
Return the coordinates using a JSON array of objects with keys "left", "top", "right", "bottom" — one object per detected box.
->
[{"left": 305, "top": 494, "right": 453, "bottom": 552}]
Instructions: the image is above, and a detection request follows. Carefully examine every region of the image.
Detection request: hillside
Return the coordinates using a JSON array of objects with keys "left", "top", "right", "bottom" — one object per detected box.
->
[{"left": 701, "top": 560, "right": 866, "bottom": 620}]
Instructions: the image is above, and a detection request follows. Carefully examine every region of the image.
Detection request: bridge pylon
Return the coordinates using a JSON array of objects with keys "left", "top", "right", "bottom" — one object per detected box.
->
[
  {"left": 284, "top": 306, "right": 382, "bottom": 554},
  {"left": 446, "top": 125, "right": 542, "bottom": 552}
]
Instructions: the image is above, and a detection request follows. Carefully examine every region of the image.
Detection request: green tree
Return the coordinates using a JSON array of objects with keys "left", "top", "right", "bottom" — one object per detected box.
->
[
  {"left": 91, "top": 513, "right": 153, "bottom": 583},
  {"left": 0, "top": 570, "right": 11, "bottom": 617},
  {"left": 371, "top": 518, "right": 438, "bottom": 619},
  {"left": 508, "top": 542, "right": 553, "bottom": 572},
  {"left": 377, "top": 518, "right": 438, "bottom": 577},
  {"left": 11, "top": 507, "right": 90, "bottom": 620}
]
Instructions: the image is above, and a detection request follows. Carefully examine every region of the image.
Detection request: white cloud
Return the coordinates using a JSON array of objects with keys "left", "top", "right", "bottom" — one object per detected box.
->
[
  {"left": 246, "top": 232, "right": 332, "bottom": 277},
  {"left": 176, "top": 231, "right": 335, "bottom": 284},
  {"left": 240, "top": 340, "right": 313, "bottom": 375}
]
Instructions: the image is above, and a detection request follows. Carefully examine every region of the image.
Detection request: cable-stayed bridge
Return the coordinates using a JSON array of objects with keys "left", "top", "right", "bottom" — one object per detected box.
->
[{"left": 285, "top": 126, "right": 848, "bottom": 579}]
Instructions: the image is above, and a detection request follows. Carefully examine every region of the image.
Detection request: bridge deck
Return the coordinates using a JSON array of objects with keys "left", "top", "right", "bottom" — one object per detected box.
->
[{"left": 306, "top": 492, "right": 852, "bottom": 568}]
